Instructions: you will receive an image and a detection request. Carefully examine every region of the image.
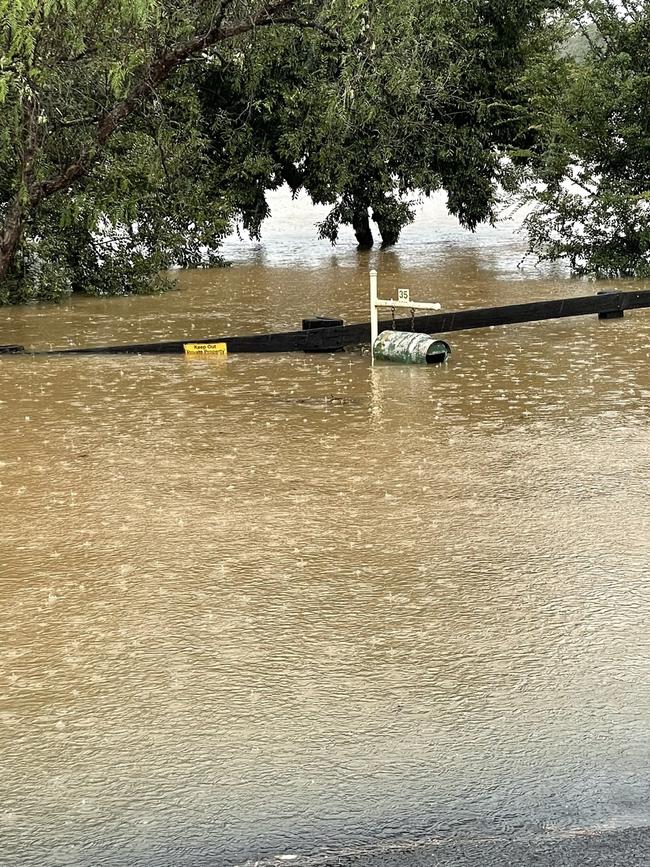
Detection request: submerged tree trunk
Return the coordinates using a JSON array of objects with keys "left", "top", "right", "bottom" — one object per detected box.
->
[
  {"left": 374, "top": 214, "right": 401, "bottom": 248},
  {"left": 352, "top": 207, "right": 374, "bottom": 249}
]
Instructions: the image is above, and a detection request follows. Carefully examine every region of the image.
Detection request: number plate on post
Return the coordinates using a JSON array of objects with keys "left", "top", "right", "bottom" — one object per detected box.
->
[{"left": 397, "top": 288, "right": 410, "bottom": 304}]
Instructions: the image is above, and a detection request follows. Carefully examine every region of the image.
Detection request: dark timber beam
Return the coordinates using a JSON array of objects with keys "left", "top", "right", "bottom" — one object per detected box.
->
[{"left": 23, "top": 288, "right": 650, "bottom": 356}]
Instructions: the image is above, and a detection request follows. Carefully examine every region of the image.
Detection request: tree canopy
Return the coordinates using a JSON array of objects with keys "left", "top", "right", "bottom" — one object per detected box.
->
[
  {"left": 0, "top": 0, "right": 326, "bottom": 301},
  {"left": 520, "top": 0, "right": 650, "bottom": 277},
  {"left": 6, "top": 0, "right": 644, "bottom": 305},
  {"left": 199, "top": 0, "right": 568, "bottom": 248}
]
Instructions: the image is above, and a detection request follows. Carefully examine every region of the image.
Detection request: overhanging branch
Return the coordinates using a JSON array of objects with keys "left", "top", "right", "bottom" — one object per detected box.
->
[{"left": 32, "top": 0, "right": 300, "bottom": 204}]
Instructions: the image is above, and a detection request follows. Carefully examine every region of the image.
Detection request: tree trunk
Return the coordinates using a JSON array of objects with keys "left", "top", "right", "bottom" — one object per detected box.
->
[
  {"left": 0, "top": 199, "right": 26, "bottom": 282},
  {"left": 0, "top": 92, "right": 41, "bottom": 285},
  {"left": 374, "top": 214, "right": 401, "bottom": 248},
  {"left": 352, "top": 207, "right": 374, "bottom": 249}
]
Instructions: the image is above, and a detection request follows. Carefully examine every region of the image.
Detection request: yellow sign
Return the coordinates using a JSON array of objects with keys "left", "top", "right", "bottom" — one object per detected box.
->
[{"left": 183, "top": 342, "right": 228, "bottom": 357}]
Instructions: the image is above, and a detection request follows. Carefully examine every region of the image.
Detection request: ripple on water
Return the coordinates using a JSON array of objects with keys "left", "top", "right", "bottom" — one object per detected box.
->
[{"left": 1, "top": 192, "right": 650, "bottom": 866}]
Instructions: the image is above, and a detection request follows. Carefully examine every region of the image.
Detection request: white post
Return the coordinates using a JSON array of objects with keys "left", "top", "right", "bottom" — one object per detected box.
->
[{"left": 370, "top": 269, "right": 378, "bottom": 364}]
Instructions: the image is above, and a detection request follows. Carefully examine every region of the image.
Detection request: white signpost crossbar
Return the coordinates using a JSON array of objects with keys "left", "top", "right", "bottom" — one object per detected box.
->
[{"left": 369, "top": 269, "right": 441, "bottom": 363}]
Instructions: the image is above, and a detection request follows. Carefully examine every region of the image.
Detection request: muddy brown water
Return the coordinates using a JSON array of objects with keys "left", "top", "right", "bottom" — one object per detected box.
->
[{"left": 1, "top": 191, "right": 650, "bottom": 866}]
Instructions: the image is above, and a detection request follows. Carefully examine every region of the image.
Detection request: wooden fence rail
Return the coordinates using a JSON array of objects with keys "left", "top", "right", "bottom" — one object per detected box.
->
[{"left": 1, "top": 288, "right": 648, "bottom": 356}]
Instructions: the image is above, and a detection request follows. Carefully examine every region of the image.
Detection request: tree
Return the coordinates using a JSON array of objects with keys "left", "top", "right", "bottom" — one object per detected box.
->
[
  {"left": 520, "top": 0, "right": 650, "bottom": 277},
  {"left": 200, "top": 0, "right": 569, "bottom": 249},
  {"left": 0, "top": 0, "right": 571, "bottom": 304},
  {"left": 0, "top": 0, "right": 332, "bottom": 302}
]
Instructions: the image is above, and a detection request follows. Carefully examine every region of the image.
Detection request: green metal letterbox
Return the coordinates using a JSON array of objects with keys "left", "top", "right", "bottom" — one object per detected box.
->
[{"left": 372, "top": 330, "right": 451, "bottom": 364}]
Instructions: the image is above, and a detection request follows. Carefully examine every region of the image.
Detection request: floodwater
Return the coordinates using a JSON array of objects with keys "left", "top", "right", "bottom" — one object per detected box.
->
[{"left": 1, "top": 190, "right": 650, "bottom": 867}]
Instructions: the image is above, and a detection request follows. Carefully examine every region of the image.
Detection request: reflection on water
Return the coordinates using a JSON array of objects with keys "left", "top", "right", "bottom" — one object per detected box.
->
[{"left": 1, "top": 190, "right": 650, "bottom": 866}]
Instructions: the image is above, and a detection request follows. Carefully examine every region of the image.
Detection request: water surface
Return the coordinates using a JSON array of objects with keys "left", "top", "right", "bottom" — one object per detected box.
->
[{"left": 1, "top": 190, "right": 650, "bottom": 866}]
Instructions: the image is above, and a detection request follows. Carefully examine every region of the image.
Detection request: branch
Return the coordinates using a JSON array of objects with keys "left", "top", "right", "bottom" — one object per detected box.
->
[
  {"left": 576, "top": 19, "right": 606, "bottom": 61},
  {"left": 55, "top": 114, "right": 101, "bottom": 128},
  {"left": 601, "top": 0, "right": 622, "bottom": 18},
  {"left": 154, "top": 129, "right": 172, "bottom": 193},
  {"left": 211, "top": 0, "right": 238, "bottom": 32},
  {"left": 616, "top": 0, "right": 643, "bottom": 21},
  {"left": 21, "top": 93, "right": 40, "bottom": 187},
  {"left": 569, "top": 174, "right": 597, "bottom": 197},
  {"left": 31, "top": 0, "right": 299, "bottom": 203},
  {"left": 60, "top": 46, "right": 99, "bottom": 64}
]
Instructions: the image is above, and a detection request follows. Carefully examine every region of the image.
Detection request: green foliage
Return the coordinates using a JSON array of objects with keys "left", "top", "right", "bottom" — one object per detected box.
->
[
  {"left": 0, "top": 0, "right": 574, "bottom": 304},
  {"left": 0, "top": 0, "right": 307, "bottom": 304},
  {"left": 200, "top": 0, "right": 568, "bottom": 248},
  {"left": 521, "top": 1, "right": 650, "bottom": 277}
]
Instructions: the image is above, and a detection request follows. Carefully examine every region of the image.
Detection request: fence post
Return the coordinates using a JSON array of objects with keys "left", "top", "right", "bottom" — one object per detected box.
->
[{"left": 370, "top": 269, "right": 378, "bottom": 363}]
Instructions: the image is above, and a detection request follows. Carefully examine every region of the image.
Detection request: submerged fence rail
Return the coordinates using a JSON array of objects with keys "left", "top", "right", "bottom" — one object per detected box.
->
[{"left": 1, "top": 288, "right": 649, "bottom": 357}]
